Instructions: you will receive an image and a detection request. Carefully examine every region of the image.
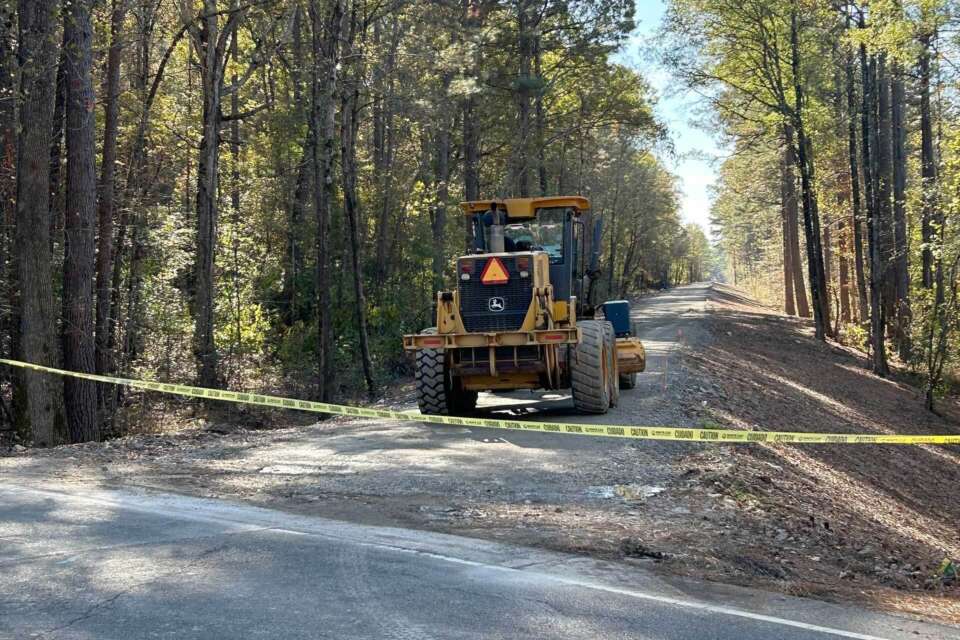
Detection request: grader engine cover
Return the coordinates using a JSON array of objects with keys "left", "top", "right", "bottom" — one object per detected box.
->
[{"left": 458, "top": 255, "right": 533, "bottom": 333}]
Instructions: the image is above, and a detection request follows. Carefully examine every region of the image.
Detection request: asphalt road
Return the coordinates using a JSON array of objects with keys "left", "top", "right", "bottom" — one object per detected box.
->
[{"left": 2, "top": 483, "right": 957, "bottom": 640}]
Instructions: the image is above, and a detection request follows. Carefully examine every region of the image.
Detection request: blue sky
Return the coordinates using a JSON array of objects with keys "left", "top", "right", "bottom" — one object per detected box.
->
[{"left": 614, "top": 0, "right": 723, "bottom": 233}]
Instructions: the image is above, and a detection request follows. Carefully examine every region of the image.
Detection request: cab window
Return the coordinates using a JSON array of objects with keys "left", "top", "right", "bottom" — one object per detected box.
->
[{"left": 503, "top": 208, "right": 567, "bottom": 264}]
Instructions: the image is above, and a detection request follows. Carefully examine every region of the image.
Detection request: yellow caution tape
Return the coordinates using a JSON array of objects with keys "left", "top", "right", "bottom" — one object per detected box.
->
[{"left": 3, "top": 358, "right": 959, "bottom": 445}]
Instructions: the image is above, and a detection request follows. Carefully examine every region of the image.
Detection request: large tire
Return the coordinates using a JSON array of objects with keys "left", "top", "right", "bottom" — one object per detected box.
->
[
  {"left": 571, "top": 320, "right": 610, "bottom": 414},
  {"left": 619, "top": 371, "right": 638, "bottom": 390},
  {"left": 602, "top": 322, "right": 619, "bottom": 408},
  {"left": 415, "top": 329, "right": 476, "bottom": 416}
]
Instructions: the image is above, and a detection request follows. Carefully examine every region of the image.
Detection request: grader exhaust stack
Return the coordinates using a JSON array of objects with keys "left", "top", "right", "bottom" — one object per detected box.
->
[
  {"left": 487, "top": 209, "right": 506, "bottom": 253},
  {"left": 403, "top": 196, "right": 645, "bottom": 416}
]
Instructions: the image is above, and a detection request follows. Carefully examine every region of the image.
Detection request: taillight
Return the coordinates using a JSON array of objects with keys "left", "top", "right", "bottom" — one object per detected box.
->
[
  {"left": 421, "top": 336, "right": 444, "bottom": 347},
  {"left": 460, "top": 261, "right": 473, "bottom": 273},
  {"left": 516, "top": 257, "right": 529, "bottom": 271},
  {"left": 542, "top": 333, "right": 566, "bottom": 342}
]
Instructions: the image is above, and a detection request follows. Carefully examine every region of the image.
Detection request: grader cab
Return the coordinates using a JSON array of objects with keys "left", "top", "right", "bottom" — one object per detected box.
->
[{"left": 402, "top": 196, "right": 645, "bottom": 415}]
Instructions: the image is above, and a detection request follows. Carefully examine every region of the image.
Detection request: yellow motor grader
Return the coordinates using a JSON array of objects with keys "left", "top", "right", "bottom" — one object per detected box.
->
[{"left": 403, "top": 196, "right": 645, "bottom": 415}]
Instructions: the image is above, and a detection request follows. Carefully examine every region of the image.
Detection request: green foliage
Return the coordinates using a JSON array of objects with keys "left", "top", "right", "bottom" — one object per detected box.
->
[
  {"left": 664, "top": 0, "right": 960, "bottom": 405},
  {"left": 78, "top": 0, "right": 704, "bottom": 404}
]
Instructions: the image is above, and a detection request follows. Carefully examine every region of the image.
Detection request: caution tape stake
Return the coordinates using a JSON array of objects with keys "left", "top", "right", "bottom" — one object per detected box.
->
[{"left": 3, "top": 358, "right": 959, "bottom": 446}]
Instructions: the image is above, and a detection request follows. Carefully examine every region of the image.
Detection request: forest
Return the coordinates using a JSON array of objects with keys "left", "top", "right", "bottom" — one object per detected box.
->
[
  {"left": 661, "top": 0, "right": 960, "bottom": 410},
  {"left": 1, "top": 0, "right": 712, "bottom": 446}
]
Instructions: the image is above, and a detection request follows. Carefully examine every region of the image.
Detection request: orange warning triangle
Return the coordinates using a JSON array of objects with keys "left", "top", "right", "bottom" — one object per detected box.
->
[{"left": 480, "top": 257, "right": 510, "bottom": 285}]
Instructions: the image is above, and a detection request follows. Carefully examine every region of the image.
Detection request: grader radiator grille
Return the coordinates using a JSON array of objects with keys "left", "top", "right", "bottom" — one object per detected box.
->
[{"left": 458, "top": 257, "right": 532, "bottom": 333}]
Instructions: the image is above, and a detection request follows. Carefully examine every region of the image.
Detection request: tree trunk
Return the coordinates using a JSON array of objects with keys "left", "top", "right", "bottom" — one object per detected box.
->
[
  {"left": 62, "top": 0, "right": 99, "bottom": 442},
  {"left": 193, "top": 0, "right": 225, "bottom": 388},
  {"left": 49, "top": 31, "right": 66, "bottom": 234},
  {"left": 283, "top": 141, "right": 311, "bottom": 326},
  {"left": 876, "top": 54, "right": 896, "bottom": 331},
  {"left": 512, "top": 0, "right": 533, "bottom": 197},
  {"left": 0, "top": 0, "right": 17, "bottom": 433},
  {"left": 860, "top": 37, "right": 888, "bottom": 375},
  {"left": 228, "top": 3, "right": 242, "bottom": 381},
  {"left": 14, "top": 0, "right": 66, "bottom": 446},
  {"left": 838, "top": 212, "right": 851, "bottom": 324},
  {"left": 95, "top": 0, "right": 125, "bottom": 396},
  {"left": 783, "top": 125, "right": 809, "bottom": 317},
  {"left": 310, "top": 0, "right": 343, "bottom": 401},
  {"left": 431, "top": 87, "right": 452, "bottom": 293},
  {"left": 534, "top": 31, "right": 547, "bottom": 195},
  {"left": 576, "top": 92, "right": 586, "bottom": 193},
  {"left": 340, "top": 9, "right": 375, "bottom": 397},
  {"left": 891, "top": 62, "right": 910, "bottom": 360},
  {"left": 607, "top": 138, "right": 627, "bottom": 297},
  {"left": 789, "top": 8, "right": 829, "bottom": 340},
  {"left": 281, "top": 5, "right": 309, "bottom": 326},
  {"left": 618, "top": 230, "right": 639, "bottom": 299},
  {"left": 919, "top": 33, "right": 936, "bottom": 290},
  {"left": 781, "top": 178, "right": 796, "bottom": 317},
  {"left": 463, "top": 90, "right": 479, "bottom": 249},
  {"left": 373, "top": 16, "right": 400, "bottom": 285},
  {"left": 462, "top": 0, "right": 482, "bottom": 250},
  {"left": 843, "top": 26, "right": 869, "bottom": 322},
  {"left": 822, "top": 214, "right": 832, "bottom": 295}
]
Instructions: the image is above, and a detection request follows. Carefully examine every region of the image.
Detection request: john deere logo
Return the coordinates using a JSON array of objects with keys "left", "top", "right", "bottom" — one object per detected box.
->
[{"left": 488, "top": 297, "right": 505, "bottom": 312}]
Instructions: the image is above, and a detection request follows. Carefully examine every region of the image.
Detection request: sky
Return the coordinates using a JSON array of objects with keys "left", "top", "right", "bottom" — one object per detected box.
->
[{"left": 614, "top": 0, "right": 723, "bottom": 234}]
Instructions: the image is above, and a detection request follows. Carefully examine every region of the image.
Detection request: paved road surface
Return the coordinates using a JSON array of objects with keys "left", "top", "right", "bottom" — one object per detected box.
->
[{"left": 2, "top": 483, "right": 956, "bottom": 640}]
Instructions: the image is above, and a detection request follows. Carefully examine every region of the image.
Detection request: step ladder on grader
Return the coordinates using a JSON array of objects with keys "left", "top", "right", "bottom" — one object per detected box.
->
[{"left": 403, "top": 196, "right": 645, "bottom": 415}]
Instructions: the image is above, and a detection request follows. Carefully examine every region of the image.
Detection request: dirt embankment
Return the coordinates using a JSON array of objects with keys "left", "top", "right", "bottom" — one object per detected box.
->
[
  {"left": 676, "top": 283, "right": 960, "bottom": 623},
  {"left": 2, "top": 282, "right": 959, "bottom": 625}
]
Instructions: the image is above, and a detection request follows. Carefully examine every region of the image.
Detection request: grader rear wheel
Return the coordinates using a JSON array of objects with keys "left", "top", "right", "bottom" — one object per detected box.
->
[{"left": 571, "top": 320, "right": 611, "bottom": 414}]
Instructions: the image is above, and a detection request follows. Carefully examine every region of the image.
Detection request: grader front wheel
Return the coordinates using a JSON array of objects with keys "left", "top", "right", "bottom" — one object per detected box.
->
[{"left": 571, "top": 320, "right": 611, "bottom": 414}]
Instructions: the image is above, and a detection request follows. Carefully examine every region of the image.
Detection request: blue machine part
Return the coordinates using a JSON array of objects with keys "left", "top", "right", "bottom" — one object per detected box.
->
[{"left": 601, "top": 300, "right": 632, "bottom": 337}]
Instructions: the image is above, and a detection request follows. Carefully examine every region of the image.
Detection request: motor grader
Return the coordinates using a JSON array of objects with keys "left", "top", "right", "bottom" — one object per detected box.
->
[{"left": 402, "top": 196, "right": 645, "bottom": 415}]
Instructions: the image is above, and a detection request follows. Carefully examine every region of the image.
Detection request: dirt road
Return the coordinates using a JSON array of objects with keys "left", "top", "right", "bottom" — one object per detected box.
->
[{"left": 477, "top": 281, "right": 710, "bottom": 427}]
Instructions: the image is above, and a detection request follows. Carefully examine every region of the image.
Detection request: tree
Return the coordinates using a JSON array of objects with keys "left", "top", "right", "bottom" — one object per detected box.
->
[
  {"left": 309, "top": 0, "right": 343, "bottom": 401},
  {"left": 14, "top": 0, "right": 65, "bottom": 446},
  {"left": 858, "top": 13, "right": 888, "bottom": 375},
  {"left": 0, "top": 0, "right": 722, "bottom": 441},
  {"left": 782, "top": 129, "right": 809, "bottom": 317},
  {"left": 788, "top": 4, "right": 830, "bottom": 339},
  {"left": 340, "top": 1, "right": 376, "bottom": 397},
  {"left": 61, "top": 0, "right": 100, "bottom": 442},
  {"left": 95, "top": 0, "right": 126, "bottom": 384},
  {"left": 662, "top": 0, "right": 832, "bottom": 338},
  {"left": 842, "top": 12, "right": 869, "bottom": 322},
  {"left": 189, "top": 0, "right": 228, "bottom": 387}
]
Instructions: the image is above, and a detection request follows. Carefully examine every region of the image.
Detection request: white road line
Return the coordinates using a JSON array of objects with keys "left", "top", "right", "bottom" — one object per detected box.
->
[
  {"left": 2, "top": 484, "right": 899, "bottom": 640},
  {"left": 326, "top": 542, "right": 894, "bottom": 640}
]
